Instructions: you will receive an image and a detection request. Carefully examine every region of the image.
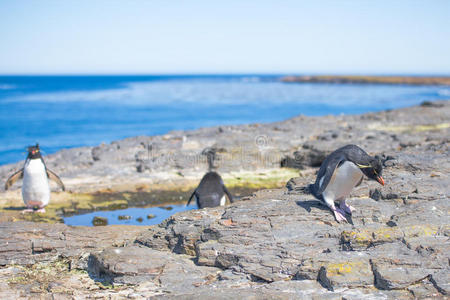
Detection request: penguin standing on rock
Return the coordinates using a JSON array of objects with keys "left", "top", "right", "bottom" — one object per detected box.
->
[
  {"left": 5, "top": 144, "right": 65, "bottom": 213},
  {"left": 186, "top": 147, "right": 233, "bottom": 208},
  {"left": 187, "top": 172, "right": 233, "bottom": 208},
  {"left": 310, "top": 144, "right": 385, "bottom": 223}
]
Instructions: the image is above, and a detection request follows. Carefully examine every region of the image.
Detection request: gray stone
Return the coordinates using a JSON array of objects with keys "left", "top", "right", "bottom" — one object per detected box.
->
[{"left": 0, "top": 101, "right": 449, "bottom": 298}]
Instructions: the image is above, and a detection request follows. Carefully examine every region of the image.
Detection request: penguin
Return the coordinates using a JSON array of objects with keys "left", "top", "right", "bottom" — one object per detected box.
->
[
  {"left": 5, "top": 144, "right": 65, "bottom": 213},
  {"left": 186, "top": 147, "right": 233, "bottom": 208},
  {"left": 186, "top": 171, "right": 234, "bottom": 208},
  {"left": 310, "top": 144, "right": 385, "bottom": 223}
]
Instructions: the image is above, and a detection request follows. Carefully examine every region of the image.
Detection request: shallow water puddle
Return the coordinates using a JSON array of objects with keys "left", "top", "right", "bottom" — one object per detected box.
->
[{"left": 64, "top": 204, "right": 196, "bottom": 226}]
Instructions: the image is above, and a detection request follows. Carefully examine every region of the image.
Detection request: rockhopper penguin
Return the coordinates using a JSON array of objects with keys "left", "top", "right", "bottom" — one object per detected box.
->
[
  {"left": 186, "top": 172, "right": 234, "bottom": 208},
  {"left": 310, "top": 144, "right": 385, "bottom": 223},
  {"left": 186, "top": 147, "right": 233, "bottom": 208},
  {"left": 5, "top": 144, "right": 65, "bottom": 213}
]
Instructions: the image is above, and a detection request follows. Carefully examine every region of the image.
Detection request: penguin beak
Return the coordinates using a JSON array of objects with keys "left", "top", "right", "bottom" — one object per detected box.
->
[{"left": 376, "top": 176, "right": 385, "bottom": 186}]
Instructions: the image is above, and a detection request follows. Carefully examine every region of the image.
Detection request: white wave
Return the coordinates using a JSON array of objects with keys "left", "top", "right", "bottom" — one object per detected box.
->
[
  {"left": 5, "top": 85, "right": 134, "bottom": 103},
  {"left": 0, "top": 84, "right": 16, "bottom": 90},
  {"left": 438, "top": 89, "right": 450, "bottom": 96},
  {"left": 3, "top": 79, "right": 428, "bottom": 107},
  {"left": 4, "top": 80, "right": 273, "bottom": 105}
]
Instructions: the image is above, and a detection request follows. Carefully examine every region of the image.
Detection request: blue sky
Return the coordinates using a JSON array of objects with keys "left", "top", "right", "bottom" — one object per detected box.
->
[{"left": 0, "top": 0, "right": 449, "bottom": 75}]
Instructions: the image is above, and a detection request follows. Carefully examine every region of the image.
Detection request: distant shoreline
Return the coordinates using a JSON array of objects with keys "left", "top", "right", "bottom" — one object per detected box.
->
[{"left": 281, "top": 75, "right": 450, "bottom": 86}]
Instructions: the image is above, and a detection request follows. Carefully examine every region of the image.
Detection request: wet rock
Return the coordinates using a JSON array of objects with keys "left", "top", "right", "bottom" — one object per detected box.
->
[
  {"left": 92, "top": 216, "right": 108, "bottom": 226},
  {"left": 421, "top": 100, "right": 444, "bottom": 107},
  {"left": 118, "top": 215, "right": 131, "bottom": 220},
  {"left": 159, "top": 206, "right": 173, "bottom": 211}
]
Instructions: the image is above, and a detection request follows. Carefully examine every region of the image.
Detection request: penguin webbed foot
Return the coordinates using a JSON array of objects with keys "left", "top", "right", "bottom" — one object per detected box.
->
[
  {"left": 22, "top": 206, "right": 46, "bottom": 213},
  {"left": 333, "top": 207, "right": 348, "bottom": 223},
  {"left": 339, "top": 201, "right": 354, "bottom": 215}
]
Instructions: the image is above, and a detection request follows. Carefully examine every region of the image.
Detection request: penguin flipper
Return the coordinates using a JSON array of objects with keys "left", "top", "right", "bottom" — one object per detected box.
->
[
  {"left": 186, "top": 190, "right": 196, "bottom": 206},
  {"left": 355, "top": 175, "right": 364, "bottom": 187},
  {"left": 316, "top": 155, "right": 346, "bottom": 196},
  {"left": 223, "top": 185, "right": 233, "bottom": 203},
  {"left": 5, "top": 169, "right": 24, "bottom": 190},
  {"left": 46, "top": 169, "right": 65, "bottom": 191}
]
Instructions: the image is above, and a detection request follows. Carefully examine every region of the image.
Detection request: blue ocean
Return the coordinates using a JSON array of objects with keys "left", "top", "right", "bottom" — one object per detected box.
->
[{"left": 1, "top": 75, "right": 449, "bottom": 165}]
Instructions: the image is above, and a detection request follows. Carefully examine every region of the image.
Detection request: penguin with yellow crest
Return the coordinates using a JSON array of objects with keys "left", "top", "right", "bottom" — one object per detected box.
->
[
  {"left": 310, "top": 144, "right": 385, "bottom": 223},
  {"left": 5, "top": 144, "right": 65, "bottom": 213}
]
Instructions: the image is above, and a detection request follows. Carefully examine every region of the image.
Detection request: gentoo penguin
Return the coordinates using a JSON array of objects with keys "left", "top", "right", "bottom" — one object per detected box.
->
[
  {"left": 310, "top": 144, "right": 384, "bottom": 223},
  {"left": 186, "top": 147, "right": 233, "bottom": 208},
  {"left": 5, "top": 144, "right": 65, "bottom": 213}
]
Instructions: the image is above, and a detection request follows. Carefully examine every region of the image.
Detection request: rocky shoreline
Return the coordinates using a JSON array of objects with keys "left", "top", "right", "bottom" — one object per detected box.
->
[
  {"left": 282, "top": 75, "right": 450, "bottom": 86},
  {"left": 0, "top": 100, "right": 449, "bottom": 298}
]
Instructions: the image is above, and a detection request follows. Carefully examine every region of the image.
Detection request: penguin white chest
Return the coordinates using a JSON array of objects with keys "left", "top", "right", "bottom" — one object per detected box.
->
[
  {"left": 322, "top": 161, "right": 363, "bottom": 201},
  {"left": 22, "top": 159, "right": 50, "bottom": 207}
]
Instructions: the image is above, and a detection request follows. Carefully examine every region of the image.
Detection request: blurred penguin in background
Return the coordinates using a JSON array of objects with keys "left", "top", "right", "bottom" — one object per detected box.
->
[{"left": 187, "top": 147, "right": 233, "bottom": 208}]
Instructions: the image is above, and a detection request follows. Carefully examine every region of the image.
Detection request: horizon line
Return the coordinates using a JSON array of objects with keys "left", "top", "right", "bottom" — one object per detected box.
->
[{"left": 1, "top": 72, "right": 450, "bottom": 77}]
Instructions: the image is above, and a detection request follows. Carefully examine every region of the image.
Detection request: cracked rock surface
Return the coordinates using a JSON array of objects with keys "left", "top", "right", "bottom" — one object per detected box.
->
[
  {"left": 0, "top": 101, "right": 448, "bottom": 299},
  {"left": 134, "top": 145, "right": 449, "bottom": 297}
]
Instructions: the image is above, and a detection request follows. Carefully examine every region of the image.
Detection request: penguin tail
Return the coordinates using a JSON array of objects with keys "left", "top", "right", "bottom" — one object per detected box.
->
[
  {"left": 306, "top": 184, "right": 314, "bottom": 194},
  {"left": 302, "top": 184, "right": 316, "bottom": 196},
  {"left": 289, "top": 183, "right": 316, "bottom": 196},
  {"left": 307, "top": 184, "right": 323, "bottom": 201}
]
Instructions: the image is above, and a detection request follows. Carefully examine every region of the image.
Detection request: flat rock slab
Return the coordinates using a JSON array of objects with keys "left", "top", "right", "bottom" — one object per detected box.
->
[
  {"left": 88, "top": 245, "right": 221, "bottom": 288},
  {"left": 0, "top": 221, "right": 146, "bottom": 268}
]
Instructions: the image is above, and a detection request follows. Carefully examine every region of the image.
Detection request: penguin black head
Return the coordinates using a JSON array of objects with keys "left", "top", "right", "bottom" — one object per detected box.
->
[
  {"left": 357, "top": 155, "right": 384, "bottom": 186},
  {"left": 27, "top": 143, "right": 42, "bottom": 160},
  {"left": 202, "top": 147, "right": 217, "bottom": 171}
]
